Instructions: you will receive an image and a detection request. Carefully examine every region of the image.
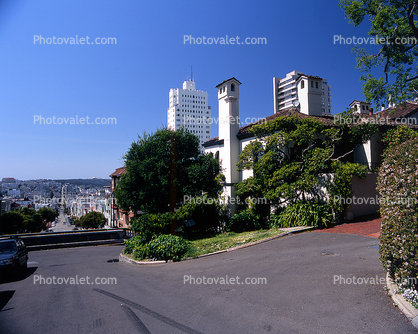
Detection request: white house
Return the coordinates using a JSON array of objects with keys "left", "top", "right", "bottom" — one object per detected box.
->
[{"left": 204, "top": 77, "right": 418, "bottom": 219}]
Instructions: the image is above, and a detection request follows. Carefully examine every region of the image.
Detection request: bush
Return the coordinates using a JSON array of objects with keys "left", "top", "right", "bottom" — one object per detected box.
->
[
  {"left": 133, "top": 243, "right": 151, "bottom": 260},
  {"left": 226, "top": 209, "right": 268, "bottom": 232},
  {"left": 176, "top": 195, "right": 225, "bottom": 237},
  {"left": 147, "top": 234, "right": 190, "bottom": 262},
  {"left": 381, "top": 125, "right": 418, "bottom": 156},
  {"left": 271, "top": 201, "right": 332, "bottom": 228},
  {"left": 124, "top": 233, "right": 190, "bottom": 262},
  {"left": 130, "top": 212, "right": 174, "bottom": 243},
  {"left": 122, "top": 235, "right": 145, "bottom": 255},
  {"left": 377, "top": 137, "right": 418, "bottom": 290}
]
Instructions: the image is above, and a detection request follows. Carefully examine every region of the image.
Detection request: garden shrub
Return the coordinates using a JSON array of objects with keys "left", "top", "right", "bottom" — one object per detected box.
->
[
  {"left": 377, "top": 137, "right": 418, "bottom": 290},
  {"left": 381, "top": 125, "right": 418, "bottom": 156},
  {"left": 176, "top": 195, "right": 225, "bottom": 237},
  {"left": 125, "top": 233, "right": 190, "bottom": 262},
  {"left": 122, "top": 235, "right": 145, "bottom": 255},
  {"left": 133, "top": 243, "right": 151, "bottom": 261},
  {"left": 146, "top": 234, "right": 190, "bottom": 262},
  {"left": 130, "top": 212, "right": 174, "bottom": 243},
  {"left": 227, "top": 209, "right": 267, "bottom": 232},
  {"left": 271, "top": 201, "right": 332, "bottom": 228}
]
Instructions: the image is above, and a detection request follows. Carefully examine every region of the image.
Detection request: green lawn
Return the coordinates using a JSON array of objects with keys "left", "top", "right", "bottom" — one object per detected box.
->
[{"left": 184, "top": 227, "right": 284, "bottom": 258}]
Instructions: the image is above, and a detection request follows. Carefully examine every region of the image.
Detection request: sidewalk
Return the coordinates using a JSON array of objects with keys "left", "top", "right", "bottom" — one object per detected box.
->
[{"left": 314, "top": 216, "right": 418, "bottom": 329}]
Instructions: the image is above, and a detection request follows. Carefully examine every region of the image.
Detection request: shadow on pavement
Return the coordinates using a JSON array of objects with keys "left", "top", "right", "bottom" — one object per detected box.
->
[
  {"left": 0, "top": 267, "right": 38, "bottom": 284},
  {"left": 0, "top": 290, "right": 15, "bottom": 312}
]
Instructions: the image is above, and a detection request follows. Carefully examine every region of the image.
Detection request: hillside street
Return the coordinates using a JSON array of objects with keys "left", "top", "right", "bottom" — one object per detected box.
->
[{"left": 0, "top": 230, "right": 416, "bottom": 333}]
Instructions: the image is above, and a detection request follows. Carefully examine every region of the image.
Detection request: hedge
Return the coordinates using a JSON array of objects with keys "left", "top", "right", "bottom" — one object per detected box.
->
[{"left": 377, "top": 137, "right": 418, "bottom": 290}]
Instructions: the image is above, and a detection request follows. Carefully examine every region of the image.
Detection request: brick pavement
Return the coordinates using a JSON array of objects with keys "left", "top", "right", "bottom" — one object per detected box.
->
[{"left": 314, "top": 217, "right": 381, "bottom": 238}]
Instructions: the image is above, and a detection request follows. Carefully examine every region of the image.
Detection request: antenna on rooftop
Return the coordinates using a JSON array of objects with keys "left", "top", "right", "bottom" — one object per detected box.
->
[{"left": 191, "top": 65, "right": 193, "bottom": 82}]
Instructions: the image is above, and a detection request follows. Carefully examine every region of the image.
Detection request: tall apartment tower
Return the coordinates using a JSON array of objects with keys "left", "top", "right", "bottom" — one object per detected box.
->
[
  {"left": 167, "top": 79, "right": 211, "bottom": 147},
  {"left": 273, "top": 70, "right": 331, "bottom": 116}
]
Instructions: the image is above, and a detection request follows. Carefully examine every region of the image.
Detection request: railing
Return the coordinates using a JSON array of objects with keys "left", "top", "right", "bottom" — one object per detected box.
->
[
  {"left": 122, "top": 228, "right": 137, "bottom": 238},
  {"left": 0, "top": 229, "right": 125, "bottom": 250}
]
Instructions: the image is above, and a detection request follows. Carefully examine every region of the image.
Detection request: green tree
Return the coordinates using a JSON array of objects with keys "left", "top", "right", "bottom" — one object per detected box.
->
[
  {"left": 80, "top": 211, "right": 106, "bottom": 229},
  {"left": 16, "top": 207, "right": 45, "bottom": 233},
  {"left": 340, "top": 0, "right": 418, "bottom": 105},
  {"left": 236, "top": 113, "right": 376, "bottom": 222},
  {"left": 1, "top": 211, "right": 24, "bottom": 234},
  {"left": 37, "top": 206, "right": 59, "bottom": 223},
  {"left": 115, "top": 128, "right": 223, "bottom": 215}
]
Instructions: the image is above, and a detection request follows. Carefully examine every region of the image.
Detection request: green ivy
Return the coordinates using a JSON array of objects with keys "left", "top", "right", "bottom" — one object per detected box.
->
[{"left": 328, "top": 161, "right": 367, "bottom": 220}]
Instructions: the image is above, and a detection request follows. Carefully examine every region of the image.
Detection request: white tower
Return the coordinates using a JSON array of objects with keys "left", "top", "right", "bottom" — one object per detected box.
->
[
  {"left": 216, "top": 77, "right": 241, "bottom": 215},
  {"left": 167, "top": 79, "right": 211, "bottom": 148}
]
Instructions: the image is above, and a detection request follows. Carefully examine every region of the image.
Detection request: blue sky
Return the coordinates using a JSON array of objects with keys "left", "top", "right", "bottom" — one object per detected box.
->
[{"left": 0, "top": 0, "right": 374, "bottom": 180}]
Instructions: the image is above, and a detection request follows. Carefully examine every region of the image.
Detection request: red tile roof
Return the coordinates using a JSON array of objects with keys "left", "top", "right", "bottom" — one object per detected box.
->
[
  {"left": 109, "top": 167, "right": 126, "bottom": 178},
  {"left": 356, "top": 101, "right": 418, "bottom": 128},
  {"left": 203, "top": 107, "right": 335, "bottom": 146},
  {"left": 238, "top": 107, "right": 335, "bottom": 136}
]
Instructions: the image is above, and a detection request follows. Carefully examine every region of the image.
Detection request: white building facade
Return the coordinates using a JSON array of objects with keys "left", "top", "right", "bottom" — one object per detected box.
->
[
  {"left": 273, "top": 70, "right": 331, "bottom": 116},
  {"left": 167, "top": 79, "right": 211, "bottom": 147}
]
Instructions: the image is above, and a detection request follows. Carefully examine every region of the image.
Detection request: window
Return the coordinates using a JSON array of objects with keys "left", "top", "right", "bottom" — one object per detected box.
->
[
  {"left": 315, "top": 82, "right": 318, "bottom": 89},
  {"left": 311, "top": 81, "right": 313, "bottom": 88},
  {"left": 301, "top": 80, "right": 304, "bottom": 89},
  {"left": 231, "top": 83, "right": 235, "bottom": 91}
]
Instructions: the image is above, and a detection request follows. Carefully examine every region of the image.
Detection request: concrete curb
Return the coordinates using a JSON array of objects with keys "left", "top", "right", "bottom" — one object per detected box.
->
[
  {"left": 119, "top": 253, "right": 168, "bottom": 265},
  {"left": 386, "top": 273, "right": 418, "bottom": 329},
  {"left": 119, "top": 226, "right": 315, "bottom": 266}
]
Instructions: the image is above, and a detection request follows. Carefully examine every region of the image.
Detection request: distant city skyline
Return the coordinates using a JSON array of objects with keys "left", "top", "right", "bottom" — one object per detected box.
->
[{"left": 0, "top": 1, "right": 373, "bottom": 180}]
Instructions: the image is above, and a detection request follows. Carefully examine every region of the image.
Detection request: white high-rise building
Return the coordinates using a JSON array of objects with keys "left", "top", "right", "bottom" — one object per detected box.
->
[
  {"left": 273, "top": 70, "right": 332, "bottom": 116},
  {"left": 167, "top": 79, "right": 211, "bottom": 147}
]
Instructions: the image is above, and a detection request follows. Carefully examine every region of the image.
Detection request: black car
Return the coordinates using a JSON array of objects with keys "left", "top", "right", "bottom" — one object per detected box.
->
[{"left": 0, "top": 237, "right": 29, "bottom": 277}]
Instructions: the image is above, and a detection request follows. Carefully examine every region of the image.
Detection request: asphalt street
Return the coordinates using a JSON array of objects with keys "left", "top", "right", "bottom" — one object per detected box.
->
[
  {"left": 0, "top": 231, "right": 416, "bottom": 333},
  {"left": 51, "top": 209, "right": 74, "bottom": 233}
]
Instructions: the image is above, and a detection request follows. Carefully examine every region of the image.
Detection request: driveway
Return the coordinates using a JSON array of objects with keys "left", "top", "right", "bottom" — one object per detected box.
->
[
  {"left": 314, "top": 217, "right": 381, "bottom": 238},
  {"left": 0, "top": 231, "right": 415, "bottom": 333}
]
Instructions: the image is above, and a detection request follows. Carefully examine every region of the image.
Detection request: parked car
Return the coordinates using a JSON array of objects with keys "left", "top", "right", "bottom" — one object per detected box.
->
[{"left": 0, "top": 237, "right": 29, "bottom": 277}]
